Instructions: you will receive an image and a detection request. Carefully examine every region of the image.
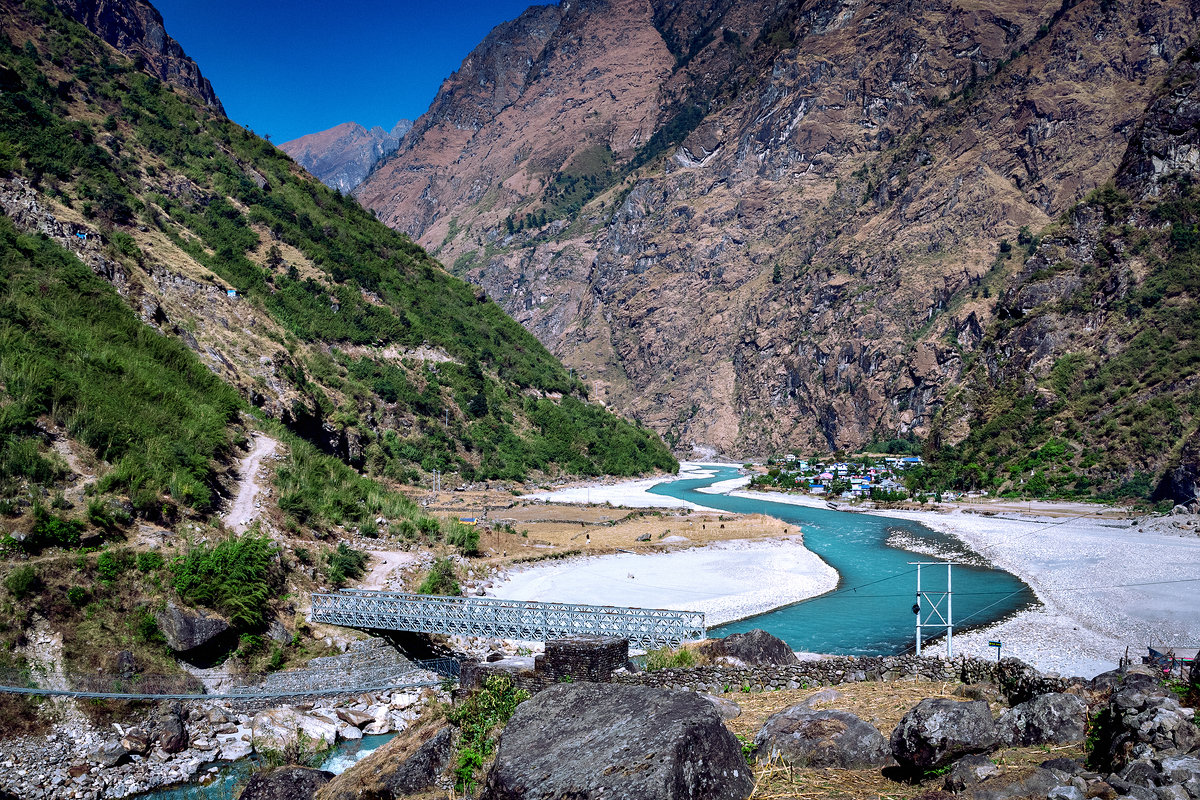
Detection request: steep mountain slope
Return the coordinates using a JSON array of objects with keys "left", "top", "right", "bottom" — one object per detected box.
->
[
  {"left": 0, "top": 0, "right": 676, "bottom": 699},
  {"left": 354, "top": 0, "right": 1200, "bottom": 498},
  {"left": 0, "top": 0, "right": 676, "bottom": 516},
  {"left": 914, "top": 46, "right": 1200, "bottom": 501},
  {"left": 280, "top": 119, "right": 412, "bottom": 194},
  {"left": 52, "top": 0, "right": 223, "bottom": 112}
]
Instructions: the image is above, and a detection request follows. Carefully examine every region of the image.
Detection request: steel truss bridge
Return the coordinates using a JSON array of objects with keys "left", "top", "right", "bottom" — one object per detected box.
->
[{"left": 311, "top": 590, "right": 706, "bottom": 649}]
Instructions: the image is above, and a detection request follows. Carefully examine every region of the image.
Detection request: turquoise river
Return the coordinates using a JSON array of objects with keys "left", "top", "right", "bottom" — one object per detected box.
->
[{"left": 650, "top": 465, "right": 1035, "bottom": 655}]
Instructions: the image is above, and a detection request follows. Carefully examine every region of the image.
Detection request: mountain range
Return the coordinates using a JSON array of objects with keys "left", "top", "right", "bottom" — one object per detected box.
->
[
  {"left": 280, "top": 120, "right": 413, "bottom": 195},
  {"left": 300, "top": 0, "right": 1200, "bottom": 502}
]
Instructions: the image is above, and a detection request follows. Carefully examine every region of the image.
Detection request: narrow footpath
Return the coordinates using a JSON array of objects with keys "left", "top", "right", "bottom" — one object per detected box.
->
[{"left": 224, "top": 433, "right": 278, "bottom": 534}]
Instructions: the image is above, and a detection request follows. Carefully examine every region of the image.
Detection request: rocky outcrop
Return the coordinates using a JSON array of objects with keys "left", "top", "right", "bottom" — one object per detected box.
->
[
  {"left": 238, "top": 766, "right": 334, "bottom": 800},
  {"left": 52, "top": 0, "right": 224, "bottom": 112},
  {"left": 147, "top": 704, "right": 187, "bottom": 753},
  {"left": 480, "top": 683, "right": 753, "bottom": 800},
  {"left": 755, "top": 707, "right": 891, "bottom": 768},
  {"left": 890, "top": 699, "right": 999, "bottom": 771},
  {"left": 280, "top": 121, "right": 412, "bottom": 194},
  {"left": 154, "top": 601, "right": 231, "bottom": 657},
  {"left": 1092, "top": 671, "right": 1200, "bottom": 772},
  {"left": 250, "top": 707, "right": 340, "bottom": 751},
  {"left": 996, "top": 692, "right": 1088, "bottom": 748},
  {"left": 943, "top": 754, "right": 1000, "bottom": 792},
  {"left": 717, "top": 629, "right": 798, "bottom": 666}
]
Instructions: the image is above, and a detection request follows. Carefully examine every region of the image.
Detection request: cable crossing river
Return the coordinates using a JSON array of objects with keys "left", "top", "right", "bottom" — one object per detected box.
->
[{"left": 649, "top": 467, "right": 1035, "bottom": 655}]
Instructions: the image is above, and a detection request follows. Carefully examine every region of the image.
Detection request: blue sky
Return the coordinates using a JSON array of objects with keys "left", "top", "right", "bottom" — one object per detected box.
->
[{"left": 154, "top": 0, "right": 548, "bottom": 143}]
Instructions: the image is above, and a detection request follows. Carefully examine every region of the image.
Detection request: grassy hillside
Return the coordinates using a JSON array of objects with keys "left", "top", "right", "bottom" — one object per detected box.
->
[
  {"left": 0, "top": 0, "right": 676, "bottom": 493},
  {"left": 0, "top": 0, "right": 676, "bottom": 707}
]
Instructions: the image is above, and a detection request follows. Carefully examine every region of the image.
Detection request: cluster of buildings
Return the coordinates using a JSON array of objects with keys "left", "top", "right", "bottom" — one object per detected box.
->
[{"left": 756, "top": 454, "right": 932, "bottom": 499}]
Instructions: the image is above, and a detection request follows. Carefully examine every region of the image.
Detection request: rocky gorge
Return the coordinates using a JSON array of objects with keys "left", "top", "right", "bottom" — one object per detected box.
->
[{"left": 344, "top": 0, "right": 1200, "bottom": 496}]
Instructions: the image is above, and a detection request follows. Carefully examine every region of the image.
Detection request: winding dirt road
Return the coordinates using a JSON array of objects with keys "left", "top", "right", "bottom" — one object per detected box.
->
[{"left": 224, "top": 433, "right": 278, "bottom": 534}]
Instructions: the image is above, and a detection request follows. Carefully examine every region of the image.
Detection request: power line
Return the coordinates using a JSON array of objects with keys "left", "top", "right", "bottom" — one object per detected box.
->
[{"left": 0, "top": 679, "right": 442, "bottom": 701}]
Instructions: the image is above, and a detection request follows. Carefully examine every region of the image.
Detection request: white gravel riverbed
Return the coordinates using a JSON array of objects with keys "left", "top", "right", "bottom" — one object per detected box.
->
[{"left": 487, "top": 537, "right": 838, "bottom": 627}]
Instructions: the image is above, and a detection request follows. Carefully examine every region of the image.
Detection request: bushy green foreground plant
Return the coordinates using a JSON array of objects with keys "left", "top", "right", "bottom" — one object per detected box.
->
[
  {"left": 326, "top": 543, "right": 367, "bottom": 587},
  {"left": 417, "top": 557, "right": 461, "bottom": 596},
  {"left": 4, "top": 565, "right": 40, "bottom": 599},
  {"left": 644, "top": 646, "right": 697, "bottom": 671},
  {"left": 170, "top": 534, "right": 279, "bottom": 628},
  {"left": 445, "top": 675, "right": 529, "bottom": 792}
]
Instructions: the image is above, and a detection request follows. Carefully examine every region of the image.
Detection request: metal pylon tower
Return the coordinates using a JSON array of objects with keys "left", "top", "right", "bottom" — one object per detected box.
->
[{"left": 910, "top": 561, "right": 956, "bottom": 658}]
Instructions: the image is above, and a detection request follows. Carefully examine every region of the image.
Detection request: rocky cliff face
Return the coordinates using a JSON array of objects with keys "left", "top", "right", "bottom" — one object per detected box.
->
[
  {"left": 923, "top": 44, "right": 1200, "bottom": 499},
  {"left": 280, "top": 120, "right": 412, "bottom": 194},
  {"left": 53, "top": 0, "right": 223, "bottom": 112},
  {"left": 356, "top": 0, "right": 1200, "bottom": 471}
]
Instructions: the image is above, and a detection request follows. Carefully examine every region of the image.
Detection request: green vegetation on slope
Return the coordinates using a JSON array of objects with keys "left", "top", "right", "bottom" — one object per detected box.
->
[
  {"left": 914, "top": 180, "right": 1200, "bottom": 503},
  {"left": 0, "top": 0, "right": 677, "bottom": 484},
  {"left": 0, "top": 215, "right": 242, "bottom": 518}
]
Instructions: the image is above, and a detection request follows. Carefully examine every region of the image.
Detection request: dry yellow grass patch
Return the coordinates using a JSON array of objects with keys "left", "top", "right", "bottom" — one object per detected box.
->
[
  {"left": 709, "top": 681, "right": 1084, "bottom": 800},
  {"left": 465, "top": 506, "right": 801, "bottom": 567}
]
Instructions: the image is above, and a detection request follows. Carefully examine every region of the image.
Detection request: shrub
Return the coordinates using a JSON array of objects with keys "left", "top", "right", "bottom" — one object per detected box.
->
[
  {"left": 445, "top": 675, "right": 529, "bottom": 791},
  {"left": 96, "top": 549, "right": 129, "bottom": 582},
  {"left": 417, "top": 557, "right": 460, "bottom": 596},
  {"left": 21, "top": 506, "right": 85, "bottom": 553},
  {"left": 445, "top": 522, "right": 480, "bottom": 556},
  {"left": 134, "top": 609, "right": 164, "bottom": 645},
  {"left": 66, "top": 585, "right": 88, "bottom": 607},
  {"left": 171, "top": 534, "right": 279, "bottom": 628},
  {"left": 644, "top": 646, "right": 697, "bottom": 671},
  {"left": 326, "top": 543, "right": 367, "bottom": 587},
  {"left": 4, "top": 565, "right": 39, "bottom": 599},
  {"left": 136, "top": 551, "right": 163, "bottom": 572}
]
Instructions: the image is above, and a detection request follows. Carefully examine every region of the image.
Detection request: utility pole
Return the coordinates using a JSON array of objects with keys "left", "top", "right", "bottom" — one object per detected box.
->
[{"left": 911, "top": 561, "right": 955, "bottom": 658}]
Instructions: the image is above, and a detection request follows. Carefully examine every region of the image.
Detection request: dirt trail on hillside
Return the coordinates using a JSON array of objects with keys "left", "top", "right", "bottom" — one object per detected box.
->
[
  {"left": 224, "top": 434, "right": 278, "bottom": 534},
  {"left": 358, "top": 550, "right": 417, "bottom": 590}
]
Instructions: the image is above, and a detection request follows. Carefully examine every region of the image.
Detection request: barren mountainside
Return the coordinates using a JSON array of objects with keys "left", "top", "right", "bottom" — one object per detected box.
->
[
  {"left": 355, "top": 0, "right": 1200, "bottom": 498},
  {"left": 280, "top": 119, "right": 412, "bottom": 194}
]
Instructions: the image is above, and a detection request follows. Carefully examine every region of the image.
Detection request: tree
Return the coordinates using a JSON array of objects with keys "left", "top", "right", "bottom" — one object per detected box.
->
[
  {"left": 1027, "top": 470, "right": 1049, "bottom": 497},
  {"left": 772, "top": 263, "right": 783, "bottom": 284}
]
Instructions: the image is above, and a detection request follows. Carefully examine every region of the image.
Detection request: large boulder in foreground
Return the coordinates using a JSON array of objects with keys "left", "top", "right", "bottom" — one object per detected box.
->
[
  {"left": 480, "top": 683, "right": 753, "bottom": 800},
  {"left": 239, "top": 767, "right": 334, "bottom": 800},
  {"left": 155, "top": 601, "right": 230, "bottom": 655},
  {"left": 997, "top": 692, "right": 1088, "bottom": 747},
  {"left": 755, "top": 706, "right": 891, "bottom": 768},
  {"left": 251, "top": 707, "right": 338, "bottom": 751},
  {"left": 890, "top": 699, "right": 999, "bottom": 770},
  {"left": 719, "top": 629, "right": 798, "bottom": 665}
]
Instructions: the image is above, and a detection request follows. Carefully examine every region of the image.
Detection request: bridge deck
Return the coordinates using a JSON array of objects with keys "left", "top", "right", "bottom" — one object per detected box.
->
[{"left": 311, "top": 590, "right": 705, "bottom": 649}]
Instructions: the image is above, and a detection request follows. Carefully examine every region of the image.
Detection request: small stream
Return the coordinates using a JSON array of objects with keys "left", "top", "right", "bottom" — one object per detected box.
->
[{"left": 133, "top": 733, "right": 395, "bottom": 800}]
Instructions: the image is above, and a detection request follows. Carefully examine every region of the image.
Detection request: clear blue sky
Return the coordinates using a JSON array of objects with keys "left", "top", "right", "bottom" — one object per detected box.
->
[{"left": 153, "top": 0, "right": 549, "bottom": 143}]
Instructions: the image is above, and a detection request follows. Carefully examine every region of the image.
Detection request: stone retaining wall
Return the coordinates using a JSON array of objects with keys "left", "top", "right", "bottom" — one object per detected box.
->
[
  {"left": 244, "top": 638, "right": 436, "bottom": 695},
  {"left": 614, "top": 655, "right": 1080, "bottom": 702}
]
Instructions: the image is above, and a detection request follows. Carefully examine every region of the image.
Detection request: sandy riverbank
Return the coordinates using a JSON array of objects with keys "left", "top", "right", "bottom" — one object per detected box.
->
[
  {"left": 525, "top": 462, "right": 738, "bottom": 509},
  {"left": 487, "top": 537, "right": 838, "bottom": 627},
  {"left": 858, "top": 504, "right": 1200, "bottom": 677},
  {"left": 519, "top": 472, "right": 1200, "bottom": 677}
]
